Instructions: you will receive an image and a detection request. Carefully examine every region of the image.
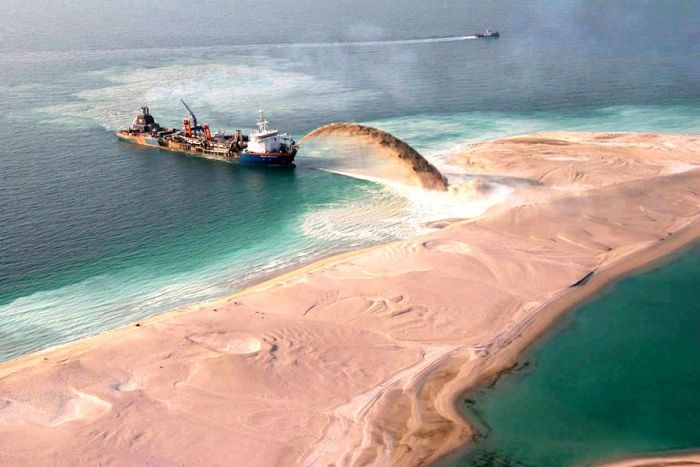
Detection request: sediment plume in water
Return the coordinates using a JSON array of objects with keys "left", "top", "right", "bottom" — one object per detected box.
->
[{"left": 300, "top": 123, "right": 449, "bottom": 191}]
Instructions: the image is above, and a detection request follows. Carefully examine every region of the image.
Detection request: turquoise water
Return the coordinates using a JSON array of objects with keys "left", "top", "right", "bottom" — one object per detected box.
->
[
  {"left": 1, "top": 1, "right": 698, "bottom": 362},
  {"left": 445, "top": 243, "right": 700, "bottom": 466}
]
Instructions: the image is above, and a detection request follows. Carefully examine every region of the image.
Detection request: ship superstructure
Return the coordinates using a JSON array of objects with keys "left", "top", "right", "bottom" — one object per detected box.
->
[
  {"left": 475, "top": 28, "right": 500, "bottom": 38},
  {"left": 117, "top": 102, "right": 296, "bottom": 166},
  {"left": 240, "top": 111, "right": 298, "bottom": 165}
]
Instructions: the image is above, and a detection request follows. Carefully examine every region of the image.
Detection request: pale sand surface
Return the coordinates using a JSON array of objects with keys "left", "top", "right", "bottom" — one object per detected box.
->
[
  {"left": 599, "top": 451, "right": 700, "bottom": 467},
  {"left": 1, "top": 132, "right": 699, "bottom": 466}
]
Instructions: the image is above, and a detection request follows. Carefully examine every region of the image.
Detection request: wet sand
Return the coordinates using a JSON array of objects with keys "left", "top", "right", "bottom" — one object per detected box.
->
[
  {"left": 1, "top": 132, "right": 698, "bottom": 466},
  {"left": 599, "top": 451, "right": 700, "bottom": 467}
]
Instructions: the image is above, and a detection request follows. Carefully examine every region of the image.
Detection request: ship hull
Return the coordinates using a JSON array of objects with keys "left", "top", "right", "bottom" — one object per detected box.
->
[
  {"left": 117, "top": 132, "right": 295, "bottom": 166},
  {"left": 239, "top": 152, "right": 295, "bottom": 166}
]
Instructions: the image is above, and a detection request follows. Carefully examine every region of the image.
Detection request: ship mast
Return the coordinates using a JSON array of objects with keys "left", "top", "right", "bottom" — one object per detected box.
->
[{"left": 256, "top": 110, "right": 269, "bottom": 133}]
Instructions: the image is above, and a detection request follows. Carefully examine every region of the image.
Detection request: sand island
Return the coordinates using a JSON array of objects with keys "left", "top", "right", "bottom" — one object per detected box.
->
[{"left": 1, "top": 131, "right": 698, "bottom": 466}]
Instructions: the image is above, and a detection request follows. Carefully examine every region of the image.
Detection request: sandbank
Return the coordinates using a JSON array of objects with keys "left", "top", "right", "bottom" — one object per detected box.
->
[{"left": 1, "top": 132, "right": 699, "bottom": 466}]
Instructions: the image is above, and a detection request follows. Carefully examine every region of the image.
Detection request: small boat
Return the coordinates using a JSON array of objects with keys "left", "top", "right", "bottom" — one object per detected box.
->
[{"left": 475, "top": 29, "right": 500, "bottom": 38}]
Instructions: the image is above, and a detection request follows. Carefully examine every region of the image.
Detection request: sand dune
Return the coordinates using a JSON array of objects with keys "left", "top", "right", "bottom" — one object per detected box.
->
[
  {"left": 451, "top": 131, "right": 699, "bottom": 191},
  {"left": 0, "top": 132, "right": 698, "bottom": 466}
]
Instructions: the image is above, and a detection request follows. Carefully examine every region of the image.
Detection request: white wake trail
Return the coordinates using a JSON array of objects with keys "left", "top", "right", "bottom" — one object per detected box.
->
[{"left": 281, "top": 35, "right": 478, "bottom": 49}]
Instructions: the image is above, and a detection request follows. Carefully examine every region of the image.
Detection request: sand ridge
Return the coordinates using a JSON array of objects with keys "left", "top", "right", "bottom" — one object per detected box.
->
[
  {"left": 0, "top": 132, "right": 698, "bottom": 466},
  {"left": 599, "top": 451, "right": 700, "bottom": 467}
]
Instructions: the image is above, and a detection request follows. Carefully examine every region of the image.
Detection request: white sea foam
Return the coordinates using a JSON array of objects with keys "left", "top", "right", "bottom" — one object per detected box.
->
[
  {"left": 38, "top": 58, "right": 380, "bottom": 130},
  {"left": 301, "top": 170, "right": 512, "bottom": 246},
  {"left": 301, "top": 185, "right": 421, "bottom": 243}
]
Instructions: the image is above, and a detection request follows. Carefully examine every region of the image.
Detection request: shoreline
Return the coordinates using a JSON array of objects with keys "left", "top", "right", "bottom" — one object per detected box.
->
[
  {"left": 598, "top": 450, "right": 700, "bottom": 467},
  {"left": 434, "top": 219, "right": 700, "bottom": 466},
  {"left": 1, "top": 132, "right": 698, "bottom": 466},
  {"left": 0, "top": 242, "right": 389, "bottom": 375}
]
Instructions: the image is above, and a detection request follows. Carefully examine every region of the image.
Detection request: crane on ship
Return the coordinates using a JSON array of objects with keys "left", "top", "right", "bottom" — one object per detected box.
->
[
  {"left": 180, "top": 99, "right": 211, "bottom": 139},
  {"left": 180, "top": 99, "right": 198, "bottom": 128}
]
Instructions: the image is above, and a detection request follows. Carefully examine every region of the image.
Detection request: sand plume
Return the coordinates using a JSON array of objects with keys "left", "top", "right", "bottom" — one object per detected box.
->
[{"left": 300, "top": 123, "right": 449, "bottom": 191}]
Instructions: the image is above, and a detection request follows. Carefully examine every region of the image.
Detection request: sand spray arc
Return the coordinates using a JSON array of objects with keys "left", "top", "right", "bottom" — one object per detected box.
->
[{"left": 300, "top": 123, "right": 449, "bottom": 191}]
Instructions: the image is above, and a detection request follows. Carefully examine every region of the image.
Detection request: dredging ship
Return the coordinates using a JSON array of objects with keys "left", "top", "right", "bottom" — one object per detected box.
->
[{"left": 117, "top": 100, "right": 297, "bottom": 166}]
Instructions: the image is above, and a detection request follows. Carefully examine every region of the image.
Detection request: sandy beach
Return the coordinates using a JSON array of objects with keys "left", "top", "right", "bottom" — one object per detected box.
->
[{"left": 1, "top": 131, "right": 699, "bottom": 466}]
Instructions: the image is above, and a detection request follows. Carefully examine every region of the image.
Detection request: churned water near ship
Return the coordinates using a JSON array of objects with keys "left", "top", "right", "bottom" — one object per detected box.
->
[{"left": 1, "top": 0, "right": 699, "bottom": 361}]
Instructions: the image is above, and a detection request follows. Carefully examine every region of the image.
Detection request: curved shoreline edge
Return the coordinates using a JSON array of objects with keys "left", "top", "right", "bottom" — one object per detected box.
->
[
  {"left": 0, "top": 132, "right": 698, "bottom": 466},
  {"left": 598, "top": 450, "right": 700, "bottom": 467},
  {"left": 431, "top": 219, "right": 700, "bottom": 467}
]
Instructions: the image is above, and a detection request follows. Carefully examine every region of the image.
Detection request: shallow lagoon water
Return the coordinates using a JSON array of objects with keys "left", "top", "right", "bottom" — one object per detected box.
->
[{"left": 445, "top": 243, "right": 700, "bottom": 466}]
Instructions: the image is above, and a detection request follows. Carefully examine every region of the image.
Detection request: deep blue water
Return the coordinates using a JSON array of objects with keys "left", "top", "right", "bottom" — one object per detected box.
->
[{"left": 0, "top": 0, "right": 698, "bottom": 363}]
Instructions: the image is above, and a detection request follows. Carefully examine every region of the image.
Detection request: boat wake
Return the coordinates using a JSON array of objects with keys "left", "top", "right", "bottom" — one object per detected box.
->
[
  {"left": 284, "top": 35, "right": 478, "bottom": 48},
  {"left": 1, "top": 36, "right": 479, "bottom": 64}
]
